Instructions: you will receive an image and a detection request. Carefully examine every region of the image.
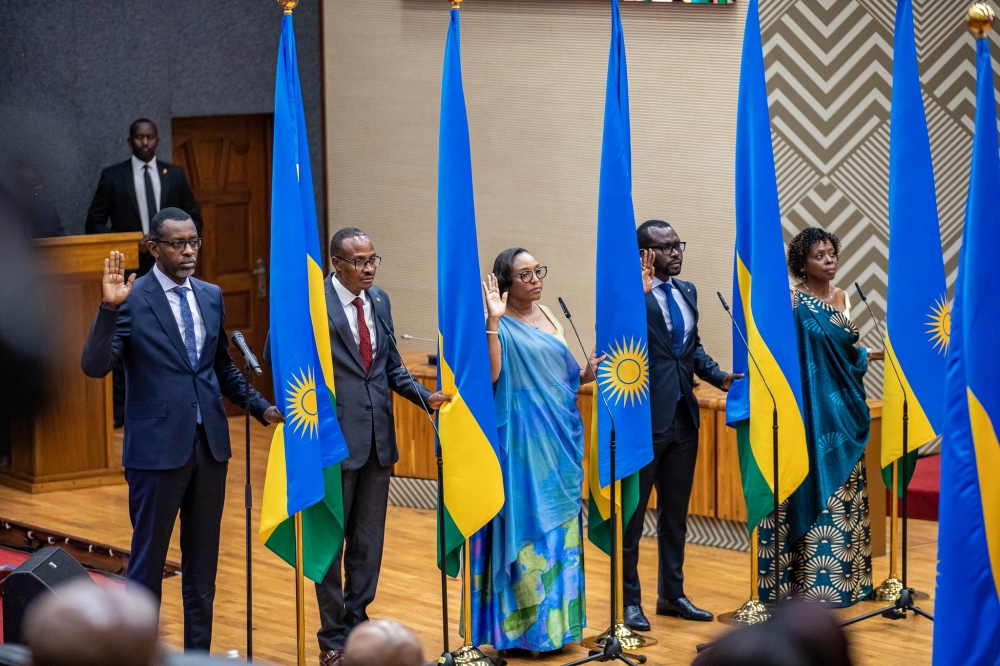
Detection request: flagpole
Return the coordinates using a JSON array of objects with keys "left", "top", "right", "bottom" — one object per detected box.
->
[
  {"left": 719, "top": 528, "right": 770, "bottom": 625},
  {"left": 295, "top": 512, "right": 307, "bottom": 666},
  {"left": 451, "top": 538, "right": 494, "bottom": 666},
  {"left": 874, "top": 461, "right": 903, "bottom": 601}
]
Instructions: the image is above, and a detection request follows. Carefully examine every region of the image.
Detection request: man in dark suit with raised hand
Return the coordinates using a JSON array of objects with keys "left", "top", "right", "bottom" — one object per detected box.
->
[
  {"left": 81, "top": 208, "right": 282, "bottom": 652},
  {"left": 85, "top": 119, "right": 203, "bottom": 277},
  {"left": 621, "top": 220, "right": 743, "bottom": 630},
  {"left": 313, "top": 227, "right": 451, "bottom": 666}
]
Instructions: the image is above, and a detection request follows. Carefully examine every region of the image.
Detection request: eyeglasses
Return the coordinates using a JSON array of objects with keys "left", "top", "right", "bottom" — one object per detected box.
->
[
  {"left": 647, "top": 242, "right": 686, "bottom": 255},
  {"left": 335, "top": 255, "right": 382, "bottom": 271},
  {"left": 153, "top": 238, "right": 202, "bottom": 251},
  {"left": 518, "top": 266, "right": 548, "bottom": 282}
]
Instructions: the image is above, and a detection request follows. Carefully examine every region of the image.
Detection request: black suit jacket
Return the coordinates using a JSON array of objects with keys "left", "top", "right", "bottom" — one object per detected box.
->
[
  {"left": 84, "top": 159, "right": 203, "bottom": 275},
  {"left": 81, "top": 273, "right": 270, "bottom": 470},
  {"left": 646, "top": 278, "right": 728, "bottom": 434}
]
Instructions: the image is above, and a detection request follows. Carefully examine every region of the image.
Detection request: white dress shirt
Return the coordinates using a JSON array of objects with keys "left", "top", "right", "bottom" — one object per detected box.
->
[
  {"left": 331, "top": 273, "right": 377, "bottom": 354},
  {"left": 652, "top": 276, "right": 695, "bottom": 345},
  {"left": 131, "top": 154, "right": 162, "bottom": 235},
  {"left": 153, "top": 264, "right": 206, "bottom": 359}
]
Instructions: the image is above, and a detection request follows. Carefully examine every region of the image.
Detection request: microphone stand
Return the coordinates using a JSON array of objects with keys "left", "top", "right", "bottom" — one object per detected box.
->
[
  {"left": 840, "top": 284, "right": 933, "bottom": 626},
  {"left": 697, "top": 292, "right": 780, "bottom": 655},
  {"left": 557, "top": 297, "right": 647, "bottom": 666},
  {"left": 377, "top": 317, "right": 502, "bottom": 666},
  {"left": 231, "top": 331, "right": 262, "bottom": 662}
]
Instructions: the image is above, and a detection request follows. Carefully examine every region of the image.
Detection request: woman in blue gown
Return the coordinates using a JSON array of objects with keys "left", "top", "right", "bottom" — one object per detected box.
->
[
  {"left": 466, "top": 248, "right": 602, "bottom": 652},
  {"left": 758, "top": 228, "right": 884, "bottom": 607}
]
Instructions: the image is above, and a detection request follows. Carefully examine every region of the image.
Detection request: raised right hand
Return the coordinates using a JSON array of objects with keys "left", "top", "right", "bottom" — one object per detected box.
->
[
  {"left": 640, "top": 249, "right": 655, "bottom": 294},
  {"left": 483, "top": 273, "right": 507, "bottom": 321},
  {"left": 102, "top": 250, "right": 135, "bottom": 307}
]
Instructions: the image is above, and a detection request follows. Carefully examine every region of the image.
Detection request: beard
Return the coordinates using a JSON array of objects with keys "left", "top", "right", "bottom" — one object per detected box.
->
[{"left": 176, "top": 267, "right": 196, "bottom": 279}]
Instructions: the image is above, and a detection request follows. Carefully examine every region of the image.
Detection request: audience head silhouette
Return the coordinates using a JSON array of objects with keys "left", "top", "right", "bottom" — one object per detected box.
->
[
  {"left": 692, "top": 601, "right": 852, "bottom": 666},
  {"left": 23, "top": 580, "right": 162, "bottom": 666},
  {"left": 344, "top": 619, "right": 424, "bottom": 666}
]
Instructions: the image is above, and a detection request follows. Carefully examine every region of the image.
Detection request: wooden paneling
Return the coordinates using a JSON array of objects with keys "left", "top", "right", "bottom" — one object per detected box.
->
[
  {"left": 391, "top": 375, "right": 437, "bottom": 480},
  {"left": 1, "top": 233, "right": 140, "bottom": 492},
  {"left": 715, "top": 408, "right": 748, "bottom": 523}
]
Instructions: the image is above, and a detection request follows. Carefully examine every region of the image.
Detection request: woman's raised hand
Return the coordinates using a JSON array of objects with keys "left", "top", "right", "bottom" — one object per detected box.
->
[
  {"left": 640, "top": 249, "right": 655, "bottom": 294},
  {"left": 483, "top": 273, "right": 507, "bottom": 322}
]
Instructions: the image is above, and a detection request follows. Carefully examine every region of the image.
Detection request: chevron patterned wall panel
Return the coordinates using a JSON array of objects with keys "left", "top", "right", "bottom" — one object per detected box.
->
[{"left": 762, "top": 0, "right": 1000, "bottom": 397}]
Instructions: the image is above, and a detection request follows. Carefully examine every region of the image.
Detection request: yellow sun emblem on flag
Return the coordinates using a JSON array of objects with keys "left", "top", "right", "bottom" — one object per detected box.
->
[
  {"left": 598, "top": 337, "right": 650, "bottom": 407},
  {"left": 926, "top": 294, "right": 951, "bottom": 354},
  {"left": 285, "top": 366, "right": 319, "bottom": 439}
]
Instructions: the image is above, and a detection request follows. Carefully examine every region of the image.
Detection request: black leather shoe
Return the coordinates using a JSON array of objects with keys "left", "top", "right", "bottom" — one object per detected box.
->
[
  {"left": 622, "top": 604, "right": 650, "bottom": 632},
  {"left": 656, "top": 596, "right": 713, "bottom": 622}
]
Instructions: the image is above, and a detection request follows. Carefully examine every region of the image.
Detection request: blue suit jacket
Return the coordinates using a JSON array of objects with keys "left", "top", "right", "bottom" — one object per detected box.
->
[
  {"left": 81, "top": 273, "right": 271, "bottom": 470},
  {"left": 646, "top": 278, "right": 728, "bottom": 435}
]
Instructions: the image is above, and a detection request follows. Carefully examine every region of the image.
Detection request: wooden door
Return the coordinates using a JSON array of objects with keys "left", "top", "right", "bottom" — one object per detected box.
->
[{"left": 172, "top": 115, "right": 274, "bottom": 406}]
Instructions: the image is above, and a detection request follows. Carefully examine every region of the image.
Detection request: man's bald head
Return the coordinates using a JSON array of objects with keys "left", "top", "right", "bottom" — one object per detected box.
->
[
  {"left": 23, "top": 580, "right": 161, "bottom": 666},
  {"left": 345, "top": 620, "right": 423, "bottom": 666}
]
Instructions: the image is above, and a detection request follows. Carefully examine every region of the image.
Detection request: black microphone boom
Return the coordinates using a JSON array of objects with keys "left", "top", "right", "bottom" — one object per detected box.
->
[{"left": 231, "top": 331, "right": 262, "bottom": 375}]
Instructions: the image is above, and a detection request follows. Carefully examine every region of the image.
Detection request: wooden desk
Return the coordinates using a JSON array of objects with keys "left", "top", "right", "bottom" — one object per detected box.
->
[
  {"left": 392, "top": 351, "right": 886, "bottom": 555},
  {"left": 1, "top": 233, "right": 141, "bottom": 493}
]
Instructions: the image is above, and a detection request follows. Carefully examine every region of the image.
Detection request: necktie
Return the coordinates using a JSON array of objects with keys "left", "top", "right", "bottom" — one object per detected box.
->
[
  {"left": 172, "top": 286, "right": 202, "bottom": 424},
  {"left": 143, "top": 165, "right": 157, "bottom": 229},
  {"left": 351, "top": 297, "right": 373, "bottom": 372},
  {"left": 660, "top": 281, "right": 686, "bottom": 356}
]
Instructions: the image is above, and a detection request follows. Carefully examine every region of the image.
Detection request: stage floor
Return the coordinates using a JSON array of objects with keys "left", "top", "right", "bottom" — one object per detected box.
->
[{"left": 0, "top": 418, "right": 936, "bottom": 665}]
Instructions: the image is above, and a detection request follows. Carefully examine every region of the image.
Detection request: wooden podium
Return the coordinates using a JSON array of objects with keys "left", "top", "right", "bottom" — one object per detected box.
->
[{"left": 0, "top": 233, "right": 142, "bottom": 493}]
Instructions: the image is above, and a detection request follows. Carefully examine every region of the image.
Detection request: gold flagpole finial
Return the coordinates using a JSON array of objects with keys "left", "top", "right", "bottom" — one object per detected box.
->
[
  {"left": 451, "top": 0, "right": 463, "bottom": 9},
  {"left": 279, "top": 0, "right": 298, "bottom": 15},
  {"left": 968, "top": 3, "right": 995, "bottom": 39}
]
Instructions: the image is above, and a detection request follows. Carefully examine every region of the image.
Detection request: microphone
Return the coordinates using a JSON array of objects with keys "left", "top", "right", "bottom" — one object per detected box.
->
[
  {"left": 854, "top": 283, "right": 904, "bottom": 398},
  {"left": 401, "top": 334, "right": 436, "bottom": 344},
  {"left": 717, "top": 292, "right": 775, "bottom": 411},
  {"left": 556, "top": 297, "right": 614, "bottom": 428},
  {"left": 377, "top": 316, "right": 440, "bottom": 438},
  {"left": 230, "top": 331, "right": 262, "bottom": 375}
]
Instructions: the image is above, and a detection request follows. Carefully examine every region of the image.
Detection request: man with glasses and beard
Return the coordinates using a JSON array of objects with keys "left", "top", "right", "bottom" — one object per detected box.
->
[
  {"left": 269, "top": 227, "right": 451, "bottom": 666},
  {"left": 621, "top": 220, "right": 743, "bottom": 630},
  {"left": 81, "top": 207, "right": 283, "bottom": 651}
]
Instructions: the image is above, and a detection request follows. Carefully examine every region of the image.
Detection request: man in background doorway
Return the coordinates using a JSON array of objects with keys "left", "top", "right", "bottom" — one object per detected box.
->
[{"left": 85, "top": 118, "right": 203, "bottom": 427}]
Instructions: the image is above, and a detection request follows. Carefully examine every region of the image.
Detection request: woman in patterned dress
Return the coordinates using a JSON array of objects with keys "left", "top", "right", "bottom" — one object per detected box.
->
[
  {"left": 464, "top": 248, "right": 603, "bottom": 652},
  {"left": 758, "top": 227, "right": 885, "bottom": 607}
]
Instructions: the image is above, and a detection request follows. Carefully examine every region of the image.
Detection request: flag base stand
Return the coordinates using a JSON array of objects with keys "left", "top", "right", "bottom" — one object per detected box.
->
[
  {"left": 872, "top": 575, "right": 903, "bottom": 602},
  {"left": 718, "top": 600, "right": 770, "bottom": 626},
  {"left": 450, "top": 646, "right": 497, "bottom": 666},
  {"left": 718, "top": 528, "right": 770, "bottom": 627},
  {"left": 580, "top": 623, "right": 656, "bottom": 653}
]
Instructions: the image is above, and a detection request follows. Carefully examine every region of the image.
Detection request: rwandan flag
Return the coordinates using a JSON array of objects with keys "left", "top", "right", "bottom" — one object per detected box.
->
[
  {"left": 259, "top": 12, "right": 349, "bottom": 582},
  {"left": 589, "top": 0, "right": 653, "bottom": 554},
  {"left": 436, "top": 7, "right": 504, "bottom": 577},
  {"left": 932, "top": 30, "right": 1000, "bottom": 665},
  {"left": 725, "top": 0, "right": 808, "bottom": 534},
  {"left": 882, "top": 0, "right": 948, "bottom": 494}
]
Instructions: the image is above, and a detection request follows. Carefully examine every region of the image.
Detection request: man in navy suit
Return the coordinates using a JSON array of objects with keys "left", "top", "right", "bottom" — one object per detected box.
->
[
  {"left": 621, "top": 220, "right": 743, "bottom": 630},
  {"left": 81, "top": 208, "right": 282, "bottom": 651},
  {"left": 85, "top": 119, "right": 203, "bottom": 278}
]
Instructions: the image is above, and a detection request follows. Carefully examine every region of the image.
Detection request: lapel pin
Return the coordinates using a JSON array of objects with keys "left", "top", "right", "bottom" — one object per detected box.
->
[
  {"left": 376, "top": 297, "right": 381, "bottom": 303},
  {"left": 162, "top": 168, "right": 167, "bottom": 175}
]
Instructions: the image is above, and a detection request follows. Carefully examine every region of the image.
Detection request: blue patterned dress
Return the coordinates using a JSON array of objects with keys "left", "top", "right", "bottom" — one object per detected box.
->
[
  {"left": 464, "top": 307, "right": 586, "bottom": 651},
  {"left": 758, "top": 291, "right": 873, "bottom": 607}
]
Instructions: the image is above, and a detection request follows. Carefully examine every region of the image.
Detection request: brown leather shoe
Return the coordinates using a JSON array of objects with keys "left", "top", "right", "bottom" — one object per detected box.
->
[{"left": 320, "top": 649, "right": 344, "bottom": 666}]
